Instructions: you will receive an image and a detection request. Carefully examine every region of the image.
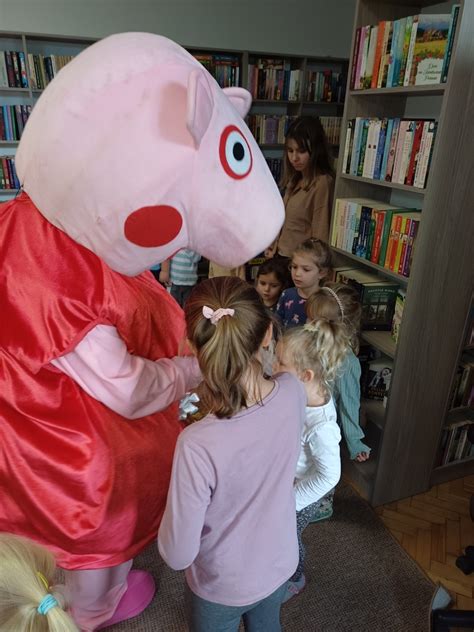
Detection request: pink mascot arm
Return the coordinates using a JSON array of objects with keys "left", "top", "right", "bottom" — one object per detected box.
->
[{"left": 51, "top": 324, "right": 201, "bottom": 419}]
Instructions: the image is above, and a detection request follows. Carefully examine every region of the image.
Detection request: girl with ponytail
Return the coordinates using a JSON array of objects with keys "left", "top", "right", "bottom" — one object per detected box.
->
[
  {"left": 277, "top": 316, "right": 350, "bottom": 602},
  {"left": 0, "top": 533, "right": 78, "bottom": 632},
  {"left": 158, "top": 276, "right": 306, "bottom": 632}
]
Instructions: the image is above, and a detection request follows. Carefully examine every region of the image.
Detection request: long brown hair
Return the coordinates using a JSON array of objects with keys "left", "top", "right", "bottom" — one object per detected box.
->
[
  {"left": 280, "top": 116, "right": 335, "bottom": 191},
  {"left": 185, "top": 276, "right": 272, "bottom": 418},
  {"left": 306, "top": 283, "right": 362, "bottom": 353}
]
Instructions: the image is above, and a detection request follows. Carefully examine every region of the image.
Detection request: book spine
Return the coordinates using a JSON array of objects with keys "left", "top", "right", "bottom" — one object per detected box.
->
[
  {"left": 4, "top": 52, "right": 15, "bottom": 87},
  {"left": 366, "top": 208, "right": 377, "bottom": 260},
  {"left": 393, "top": 217, "right": 408, "bottom": 272},
  {"left": 18, "top": 51, "right": 28, "bottom": 88},
  {"left": 413, "top": 121, "right": 437, "bottom": 188},
  {"left": 388, "top": 214, "right": 403, "bottom": 270},
  {"left": 373, "top": 118, "right": 387, "bottom": 180},
  {"left": 341, "top": 120, "right": 353, "bottom": 174},
  {"left": 378, "top": 211, "right": 393, "bottom": 266},
  {"left": 352, "top": 205, "right": 362, "bottom": 254},
  {"left": 386, "top": 19, "right": 399, "bottom": 88},
  {"left": 361, "top": 119, "right": 375, "bottom": 178},
  {"left": 0, "top": 53, "right": 8, "bottom": 87},
  {"left": 363, "top": 25, "right": 378, "bottom": 89},
  {"left": 390, "top": 120, "right": 408, "bottom": 183},
  {"left": 349, "top": 118, "right": 362, "bottom": 175},
  {"left": 11, "top": 52, "right": 21, "bottom": 87},
  {"left": 384, "top": 118, "right": 400, "bottom": 181},
  {"left": 357, "top": 119, "right": 370, "bottom": 177},
  {"left": 441, "top": 5, "right": 460, "bottom": 83},
  {"left": 371, "top": 21, "right": 386, "bottom": 89},
  {"left": 398, "top": 16, "right": 414, "bottom": 87},
  {"left": 403, "top": 218, "right": 420, "bottom": 277},
  {"left": 398, "top": 218, "right": 411, "bottom": 275},
  {"left": 370, "top": 210, "right": 384, "bottom": 263},
  {"left": 395, "top": 120, "right": 415, "bottom": 184},
  {"left": 403, "top": 16, "right": 419, "bottom": 86}
]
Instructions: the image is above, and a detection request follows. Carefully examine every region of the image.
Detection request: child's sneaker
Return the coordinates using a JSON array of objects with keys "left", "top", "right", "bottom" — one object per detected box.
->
[
  {"left": 309, "top": 505, "right": 333, "bottom": 524},
  {"left": 283, "top": 574, "right": 306, "bottom": 603}
]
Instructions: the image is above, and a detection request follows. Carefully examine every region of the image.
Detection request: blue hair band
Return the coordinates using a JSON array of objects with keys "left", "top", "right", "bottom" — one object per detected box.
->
[{"left": 37, "top": 594, "right": 59, "bottom": 615}]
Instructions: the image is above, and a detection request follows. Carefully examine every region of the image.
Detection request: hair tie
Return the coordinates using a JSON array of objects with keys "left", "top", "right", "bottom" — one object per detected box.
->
[
  {"left": 37, "top": 594, "right": 59, "bottom": 615},
  {"left": 321, "top": 287, "right": 344, "bottom": 319},
  {"left": 303, "top": 321, "right": 322, "bottom": 333},
  {"left": 202, "top": 305, "right": 235, "bottom": 325},
  {"left": 36, "top": 571, "right": 49, "bottom": 590}
]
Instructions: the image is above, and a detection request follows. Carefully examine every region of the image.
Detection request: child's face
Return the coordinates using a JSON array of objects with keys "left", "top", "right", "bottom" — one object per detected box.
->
[
  {"left": 256, "top": 272, "right": 282, "bottom": 307},
  {"left": 286, "top": 138, "right": 310, "bottom": 174},
  {"left": 290, "top": 254, "right": 326, "bottom": 296}
]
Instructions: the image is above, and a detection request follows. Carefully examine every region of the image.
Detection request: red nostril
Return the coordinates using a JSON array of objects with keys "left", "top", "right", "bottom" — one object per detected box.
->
[{"left": 124, "top": 205, "right": 183, "bottom": 248}]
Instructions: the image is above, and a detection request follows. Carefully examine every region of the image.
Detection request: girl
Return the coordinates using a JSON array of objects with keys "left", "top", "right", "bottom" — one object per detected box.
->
[
  {"left": 276, "top": 238, "right": 332, "bottom": 328},
  {"left": 255, "top": 257, "right": 292, "bottom": 311},
  {"left": 277, "top": 318, "right": 349, "bottom": 602},
  {"left": 158, "top": 276, "right": 306, "bottom": 632},
  {"left": 0, "top": 533, "right": 79, "bottom": 632},
  {"left": 306, "top": 283, "right": 371, "bottom": 463},
  {"left": 265, "top": 116, "right": 335, "bottom": 258}
]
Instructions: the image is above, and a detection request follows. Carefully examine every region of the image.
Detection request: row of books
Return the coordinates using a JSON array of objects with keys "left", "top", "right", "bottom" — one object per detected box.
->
[
  {"left": 193, "top": 53, "right": 240, "bottom": 89},
  {"left": 265, "top": 158, "right": 282, "bottom": 183},
  {"left": 437, "top": 419, "right": 474, "bottom": 467},
  {"left": 350, "top": 6, "right": 460, "bottom": 90},
  {"left": 0, "top": 156, "right": 20, "bottom": 190},
  {"left": 247, "top": 114, "right": 296, "bottom": 145},
  {"left": 0, "top": 51, "right": 75, "bottom": 90},
  {"left": 449, "top": 353, "right": 474, "bottom": 411},
  {"left": 305, "top": 70, "right": 345, "bottom": 103},
  {"left": 331, "top": 198, "right": 421, "bottom": 278},
  {"left": 341, "top": 117, "right": 437, "bottom": 189},
  {"left": 0, "top": 50, "right": 28, "bottom": 89},
  {"left": 320, "top": 116, "right": 342, "bottom": 146},
  {"left": 0, "top": 104, "right": 33, "bottom": 141},
  {"left": 335, "top": 266, "right": 399, "bottom": 332},
  {"left": 248, "top": 59, "right": 301, "bottom": 101}
]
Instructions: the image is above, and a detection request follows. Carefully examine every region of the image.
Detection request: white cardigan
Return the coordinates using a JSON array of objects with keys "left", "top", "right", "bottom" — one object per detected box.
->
[{"left": 294, "top": 397, "right": 342, "bottom": 511}]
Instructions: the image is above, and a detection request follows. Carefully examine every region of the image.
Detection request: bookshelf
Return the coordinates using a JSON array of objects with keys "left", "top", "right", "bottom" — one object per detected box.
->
[{"left": 332, "top": 0, "right": 474, "bottom": 506}]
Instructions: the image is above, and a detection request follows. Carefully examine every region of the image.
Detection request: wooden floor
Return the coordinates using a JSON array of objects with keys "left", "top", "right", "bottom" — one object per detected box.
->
[{"left": 375, "top": 475, "right": 474, "bottom": 610}]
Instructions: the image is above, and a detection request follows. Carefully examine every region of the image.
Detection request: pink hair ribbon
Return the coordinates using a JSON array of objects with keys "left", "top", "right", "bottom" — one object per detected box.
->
[{"left": 202, "top": 305, "right": 235, "bottom": 325}]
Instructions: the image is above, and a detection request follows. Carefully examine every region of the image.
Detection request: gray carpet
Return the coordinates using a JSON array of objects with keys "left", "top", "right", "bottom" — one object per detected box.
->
[{"left": 109, "top": 483, "right": 436, "bottom": 631}]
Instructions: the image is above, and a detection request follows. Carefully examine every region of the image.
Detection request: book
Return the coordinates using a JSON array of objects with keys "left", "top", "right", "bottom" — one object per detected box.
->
[
  {"left": 336, "top": 267, "right": 399, "bottom": 331},
  {"left": 398, "top": 15, "right": 414, "bottom": 86},
  {"left": 412, "top": 14, "right": 451, "bottom": 85},
  {"left": 395, "top": 120, "right": 415, "bottom": 184},
  {"left": 404, "top": 120, "right": 424, "bottom": 186},
  {"left": 413, "top": 120, "right": 437, "bottom": 188},
  {"left": 384, "top": 118, "right": 400, "bottom": 181},
  {"left": 441, "top": 4, "right": 461, "bottom": 83},
  {"left": 371, "top": 21, "right": 386, "bottom": 89},
  {"left": 390, "top": 119, "right": 410, "bottom": 184},
  {"left": 0, "top": 54, "right": 8, "bottom": 87},
  {"left": 403, "top": 15, "right": 419, "bottom": 86},
  {"left": 391, "top": 288, "right": 406, "bottom": 344},
  {"left": 363, "top": 25, "right": 378, "bottom": 89},
  {"left": 362, "top": 357, "right": 394, "bottom": 401}
]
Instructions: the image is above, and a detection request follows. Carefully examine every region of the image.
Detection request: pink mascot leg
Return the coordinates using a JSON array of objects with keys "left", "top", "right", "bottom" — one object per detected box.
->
[{"left": 64, "top": 561, "right": 155, "bottom": 631}]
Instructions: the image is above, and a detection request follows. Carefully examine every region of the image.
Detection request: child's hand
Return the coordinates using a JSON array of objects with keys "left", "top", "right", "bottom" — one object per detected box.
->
[
  {"left": 159, "top": 269, "right": 170, "bottom": 286},
  {"left": 355, "top": 452, "right": 370, "bottom": 462}
]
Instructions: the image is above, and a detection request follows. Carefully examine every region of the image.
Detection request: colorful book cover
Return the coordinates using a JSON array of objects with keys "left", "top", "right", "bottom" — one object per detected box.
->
[
  {"left": 384, "top": 118, "right": 400, "bottom": 181},
  {"left": 371, "top": 21, "right": 386, "bottom": 89},
  {"left": 363, "top": 358, "right": 394, "bottom": 400},
  {"left": 412, "top": 14, "right": 451, "bottom": 85}
]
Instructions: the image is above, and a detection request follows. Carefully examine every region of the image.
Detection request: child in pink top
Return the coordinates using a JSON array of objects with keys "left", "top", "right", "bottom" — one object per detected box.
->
[{"left": 158, "top": 276, "right": 306, "bottom": 632}]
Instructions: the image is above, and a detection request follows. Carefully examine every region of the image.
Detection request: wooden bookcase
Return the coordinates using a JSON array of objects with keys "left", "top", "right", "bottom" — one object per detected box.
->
[
  {"left": 0, "top": 31, "right": 348, "bottom": 199},
  {"left": 332, "top": 0, "right": 474, "bottom": 505}
]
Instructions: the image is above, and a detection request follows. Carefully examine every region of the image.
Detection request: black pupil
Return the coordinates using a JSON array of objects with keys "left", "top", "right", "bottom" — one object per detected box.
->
[{"left": 233, "top": 142, "right": 245, "bottom": 161}]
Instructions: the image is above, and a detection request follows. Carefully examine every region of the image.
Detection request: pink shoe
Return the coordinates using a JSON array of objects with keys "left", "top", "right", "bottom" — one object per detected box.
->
[{"left": 96, "top": 570, "right": 155, "bottom": 630}]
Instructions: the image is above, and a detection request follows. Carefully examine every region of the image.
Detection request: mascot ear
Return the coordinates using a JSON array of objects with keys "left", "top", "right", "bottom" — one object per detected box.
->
[
  {"left": 186, "top": 69, "right": 214, "bottom": 147},
  {"left": 222, "top": 87, "right": 252, "bottom": 118}
]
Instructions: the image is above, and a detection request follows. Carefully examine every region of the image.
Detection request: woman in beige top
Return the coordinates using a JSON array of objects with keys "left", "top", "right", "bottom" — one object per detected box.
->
[{"left": 266, "top": 116, "right": 335, "bottom": 258}]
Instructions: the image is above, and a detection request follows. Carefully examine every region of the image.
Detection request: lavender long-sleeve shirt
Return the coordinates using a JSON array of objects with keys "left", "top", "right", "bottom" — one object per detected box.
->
[{"left": 158, "top": 372, "right": 306, "bottom": 606}]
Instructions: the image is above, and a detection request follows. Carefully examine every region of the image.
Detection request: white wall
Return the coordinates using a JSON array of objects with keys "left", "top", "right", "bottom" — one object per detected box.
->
[{"left": 0, "top": 0, "right": 356, "bottom": 58}]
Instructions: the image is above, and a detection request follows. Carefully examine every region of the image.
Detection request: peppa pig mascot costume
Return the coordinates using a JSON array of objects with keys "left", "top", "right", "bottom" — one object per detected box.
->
[{"left": 0, "top": 33, "right": 284, "bottom": 630}]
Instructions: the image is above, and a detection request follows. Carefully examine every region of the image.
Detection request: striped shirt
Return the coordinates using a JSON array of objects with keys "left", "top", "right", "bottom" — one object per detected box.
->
[{"left": 170, "top": 249, "right": 201, "bottom": 286}]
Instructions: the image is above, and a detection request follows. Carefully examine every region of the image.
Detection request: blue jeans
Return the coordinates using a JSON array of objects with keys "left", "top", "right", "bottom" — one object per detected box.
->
[{"left": 184, "top": 581, "right": 288, "bottom": 632}]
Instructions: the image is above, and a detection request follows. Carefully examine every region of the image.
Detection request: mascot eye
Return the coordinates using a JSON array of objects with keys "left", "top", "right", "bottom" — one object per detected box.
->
[{"left": 219, "top": 125, "right": 252, "bottom": 179}]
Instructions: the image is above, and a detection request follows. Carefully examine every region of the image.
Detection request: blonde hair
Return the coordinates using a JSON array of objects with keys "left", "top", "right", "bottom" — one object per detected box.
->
[
  {"left": 185, "top": 276, "right": 272, "bottom": 418},
  {"left": 306, "top": 282, "right": 362, "bottom": 353},
  {"left": 282, "top": 319, "right": 350, "bottom": 395},
  {"left": 292, "top": 239, "right": 333, "bottom": 281},
  {"left": 0, "top": 533, "right": 78, "bottom": 632}
]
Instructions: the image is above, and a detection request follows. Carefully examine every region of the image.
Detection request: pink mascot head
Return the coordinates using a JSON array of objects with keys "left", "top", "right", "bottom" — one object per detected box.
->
[{"left": 15, "top": 32, "right": 284, "bottom": 275}]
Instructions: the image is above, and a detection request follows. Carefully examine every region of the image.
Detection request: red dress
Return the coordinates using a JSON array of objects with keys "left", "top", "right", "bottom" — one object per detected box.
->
[{"left": 0, "top": 193, "right": 185, "bottom": 569}]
